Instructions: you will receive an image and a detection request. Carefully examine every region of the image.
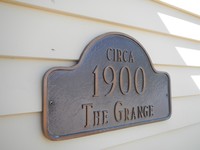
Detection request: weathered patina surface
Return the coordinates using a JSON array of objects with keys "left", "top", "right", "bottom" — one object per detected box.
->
[{"left": 43, "top": 32, "right": 171, "bottom": 140}]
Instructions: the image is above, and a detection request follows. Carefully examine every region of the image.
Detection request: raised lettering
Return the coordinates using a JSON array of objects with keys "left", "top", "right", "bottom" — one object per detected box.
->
[
  {"left": 82, "top": 103, "right": 93, "bottom": 128},
  {"left": 117, "top": 49, "right": 122, "bottom": 62},
  {"left": 93, "top": 111, "right": 101, "bottom": 126},
  {"left": 93, "top": 65, "right": 146, "bottom": 97},
  {"left": 107, "top": 48, "right": 112, "bottom": 61},
  {"left": 137, "top": 106, "right": 144, "bottom": 118},
  {"left": 149, "top": 105, "right": 154, "bottom": 117},
  {"left": 124, "top": 108, "right": 130, "bottom": 121},
  {"left": 122, "top": 50, "right": 128, "bottom": 62},
  {"left": 93, "top": 66, "right": 99, "bottom": 97},
  {"left": 102, "top": 110, "right": 109, "bottom": 124},
  {"left": 106, "top": 48, "right": 135, "bottom": 63},
  {"left": 129, "top": 52, "right": 135, "bottom": 63},
  {"left": 114, "top": 48, "right": 117, "bottom": 61},
  {"left": 135, "top": 67, "right": 146, "bottom": 95},
  {"left": 119, "top": 66, "right": 131, "bottom": 95},
  {"left": 114, "top": 101, "right": 123, "bottom": 122},
  {"left": 103, "top": 66, "right": 116, "bottom": 96},
  {"left": 131, "top": 107, "right": 136, "bottom": 120},
  {"left": 137, "top": 106, "right": 153, "bottom": 118}
]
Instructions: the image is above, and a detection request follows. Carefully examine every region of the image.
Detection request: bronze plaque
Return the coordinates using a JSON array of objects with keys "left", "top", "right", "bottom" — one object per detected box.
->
[{"left": 43, "top": 32, "right": 171, "bottom": 140}]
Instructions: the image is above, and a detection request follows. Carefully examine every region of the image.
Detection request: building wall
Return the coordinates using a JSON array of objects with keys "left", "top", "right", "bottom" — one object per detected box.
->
[{"left": 0, "top": 0, "right": 200, "bottom": 149}]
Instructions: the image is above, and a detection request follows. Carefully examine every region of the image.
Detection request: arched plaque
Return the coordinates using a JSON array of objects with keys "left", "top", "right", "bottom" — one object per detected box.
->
[{"left": 43, "top": 32, "right": 171, "bottom": 140}]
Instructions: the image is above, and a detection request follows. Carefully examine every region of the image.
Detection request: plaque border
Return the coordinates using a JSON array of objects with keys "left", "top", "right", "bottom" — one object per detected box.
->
[{"left": 43, "top": 32, "right": 172, "bottom": 141}]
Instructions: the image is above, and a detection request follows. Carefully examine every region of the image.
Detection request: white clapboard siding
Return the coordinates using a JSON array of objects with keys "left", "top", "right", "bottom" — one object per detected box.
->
[
  {"left": 1, "top": 2, "right": 200, "bottom": 67},
  {"left": 0, "top": 57, "right": 200, "bottom": 116},
  {"left": 106, "top": 123, "right": 200, "bottom": 150},
  {"left": 5, "top": 0, "right": 200, "bottom": 41},
  {"left": 0, "top": 57, "right": 75, "bottom": 116},
  {"left": 154, "top": 0, "right": 200, "bottom": 18},
  {"left": 0, "top": 96, "right": 200, "bottom": 150},
  {"left": 0, "top": 0, "right": 200, "bottom": 149}
]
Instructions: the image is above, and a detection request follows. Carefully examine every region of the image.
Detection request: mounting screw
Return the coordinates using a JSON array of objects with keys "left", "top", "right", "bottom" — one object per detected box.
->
[{"left": 49, "top": 100, "right": 54, "bottom": 105}]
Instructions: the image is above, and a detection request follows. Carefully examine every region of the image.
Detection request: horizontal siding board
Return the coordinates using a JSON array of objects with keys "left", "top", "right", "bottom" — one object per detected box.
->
[
  {"left": 106, "top": 123, "right": 200, "bottom": 150},
  {"left": 0, "top": 57, "right": 200, "bottom": 115},
  {"left": 6, "top": 0, "right": 200, "bottom": 41},
  {"left": 154, "top": 0, "right": 200, "bottom": 18},
  {"left": 0, "top": 58, "right": 75, "bottom": 116},
  {"left": 155, "top": 65, "right": 200, "bottom": 97},
  {"left": 0, "top": 97, "right": 200, "bottom": 149},
  {"left": 1, "top": 2, "right": 200, "bottom": 67}
]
